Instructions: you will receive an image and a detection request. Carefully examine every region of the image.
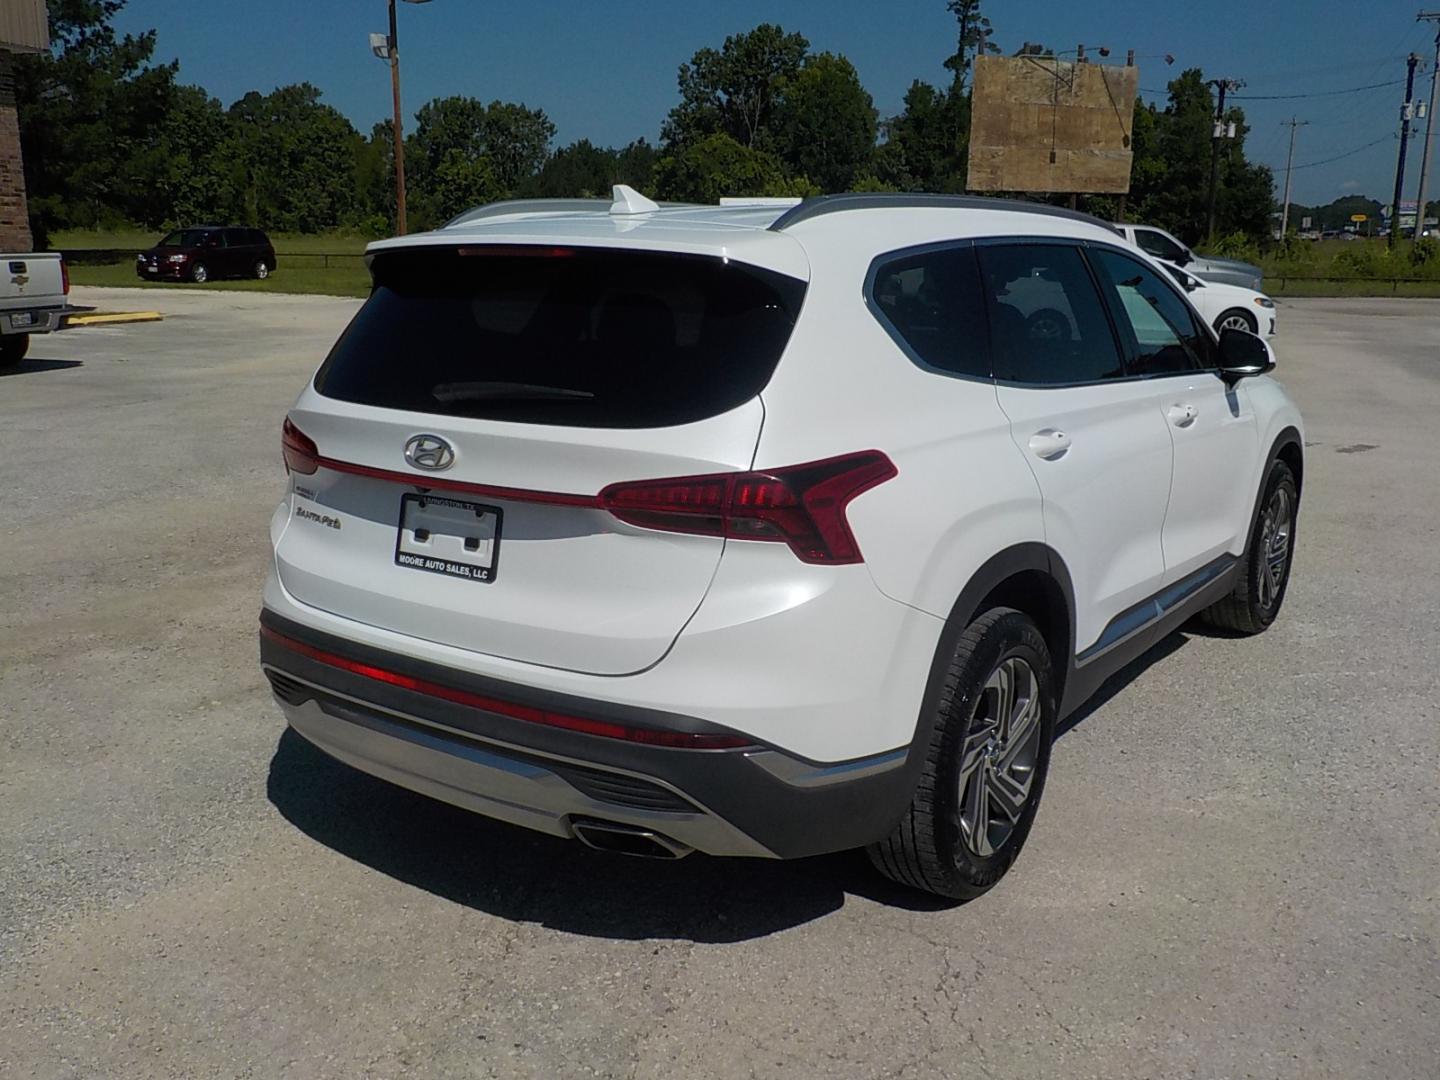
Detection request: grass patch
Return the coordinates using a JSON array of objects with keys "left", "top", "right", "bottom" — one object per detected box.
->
[
  {"left": 52, "top": 228, "right": 373, "bottom": 255},
  {"left": 57, "top": 227, "right": 373, "bottom": 298},
  {"left": 69, "top": 261, "right": 369, "bottom": 298}
]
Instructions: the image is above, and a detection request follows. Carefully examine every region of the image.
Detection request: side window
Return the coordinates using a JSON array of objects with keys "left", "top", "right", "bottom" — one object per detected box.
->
[
  {"left": 1135, "top": 228, "right": 1185, "bottom": 262},
  {"left": 212, "top": 230, "right": 230, "bottom": 248},
  {"left": 976, "top": 244, "right": 1125, "bottom": 385},
  {"left": 1089, "top": 248, "right": 1208, "bottom": 376},
  {"left": 869, "top": 244, "right": 990, "bottom": 378}
]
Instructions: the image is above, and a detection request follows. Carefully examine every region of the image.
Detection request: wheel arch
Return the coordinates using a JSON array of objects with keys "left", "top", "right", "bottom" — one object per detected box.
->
[
  {"left": 934, "top": 543, "right": 1076, "bottom": 713},
  {"left": 1215, "top": 307, "right": 1257, "bottom": 332},
  {"left": 1249, "top": 426, "right": 1304, "bottom": 539}
]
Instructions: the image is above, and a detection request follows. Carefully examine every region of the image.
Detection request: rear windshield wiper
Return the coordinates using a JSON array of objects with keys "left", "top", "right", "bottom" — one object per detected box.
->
[{"left": 431, "top": 381, "right": 595, "bottom": 403}]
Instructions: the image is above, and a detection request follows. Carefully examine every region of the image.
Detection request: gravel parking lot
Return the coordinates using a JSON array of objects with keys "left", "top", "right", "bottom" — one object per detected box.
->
[{"left": 1, "top": 287, "right": 1437, "bottom": 1079}]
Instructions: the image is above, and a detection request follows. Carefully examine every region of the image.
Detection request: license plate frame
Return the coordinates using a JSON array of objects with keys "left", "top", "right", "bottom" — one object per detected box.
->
[
  {"left": 11, "top": 311, "right": 35, "bottom": 328},
  {"left": 393, "top": 493, "right": 502, "bottom": 584}
]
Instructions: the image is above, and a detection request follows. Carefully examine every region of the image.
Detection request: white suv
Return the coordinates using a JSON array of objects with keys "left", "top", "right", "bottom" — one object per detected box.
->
[{"left": 261, "top": 190, "right": 1303, "bottom": 899}]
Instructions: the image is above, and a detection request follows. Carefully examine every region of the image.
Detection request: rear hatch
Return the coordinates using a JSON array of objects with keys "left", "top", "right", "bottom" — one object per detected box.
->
[{"left": 276, "top": 244, "right": 806, "bottom": 675}]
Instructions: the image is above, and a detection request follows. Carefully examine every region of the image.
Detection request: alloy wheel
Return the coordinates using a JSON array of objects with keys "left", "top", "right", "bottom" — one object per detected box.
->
[
  {"left": 1257, "top": 486, "right": 1293, "bottom": 610},
  {"left": 957, "top": 656, "right": 1043, "bottom": 858},
  {"left": 1220, "top": 313, "right": 1253, "bottom": 332}
]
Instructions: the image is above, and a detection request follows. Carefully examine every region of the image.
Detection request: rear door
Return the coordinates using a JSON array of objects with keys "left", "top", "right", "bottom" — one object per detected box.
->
[
  {"left": 982, "top": 241, "right": 1174, "bottom": 656},
  {"left": 276, "top": 245, "right": 806, "bottom": 675}
]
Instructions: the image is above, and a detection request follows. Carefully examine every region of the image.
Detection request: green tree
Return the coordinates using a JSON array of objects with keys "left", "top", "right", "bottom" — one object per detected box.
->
[
  {"left": 874, "top": 80, "right": 967, "bottom": 192},
  {"left": 1126, "top": 69, "right": 1274, "bottom": 245},
  {"left": 12, "top": 0, "right": 179, "bottom": 241},
  {"left": 152, "top": 84, "right": 234, "bottom": 226},
  {"left": 408, "top": 96, "right": 555, "bottom": 200},
  {"left": 615, "top": 138, "right": 659, "bottom": 192},
  {"left": 527, "top": 139, "right": 619, "bottom": 198},
  {"left": 943, "top": 0, "right": 1000, "bottom": 93},
  {"left": 661, "top": 24, "right": 810, "bottom": 152},
  {"left": 427, "top": 149, "right": 502, "bottom": 223},
  {"left": 653, "top": 132, "right": 817, "bottom": 203},
  {"left": 772, "top": 53, "right": 877, "bottom": 192},
  {"left": 221, "top": 84, "right": 361, "bottom": 233}
]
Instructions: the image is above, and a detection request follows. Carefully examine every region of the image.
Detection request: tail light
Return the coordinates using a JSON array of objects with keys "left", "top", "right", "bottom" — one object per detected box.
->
[
  {"left": 282, "top": 418, "right": 319, "bottom": 475},
  {"left": 60, "top": 259, "right": 70, "bottom": 296},
  {"left": 600, "top": 451, "right": 897, "bottom": 565}
]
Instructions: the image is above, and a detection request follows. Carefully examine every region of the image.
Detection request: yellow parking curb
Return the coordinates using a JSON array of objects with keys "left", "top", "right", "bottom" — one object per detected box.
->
[{"left": 67, "top": 311, "right": 164, "bottom": 326}]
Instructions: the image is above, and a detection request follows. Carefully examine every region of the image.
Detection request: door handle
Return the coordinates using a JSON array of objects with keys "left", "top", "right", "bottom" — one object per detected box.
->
[
  {"left": 1028, "top": 429, "right": 1071, "bottom": 460},
  {"left": 1167, "top": 404, "right": 1198, "bottom": 428}
]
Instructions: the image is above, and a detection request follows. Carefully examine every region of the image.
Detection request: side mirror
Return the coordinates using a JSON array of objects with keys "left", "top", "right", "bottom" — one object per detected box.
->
[
  {"left": 1176, "top": 250, "right": 1193, "bottom": 267},
  {"left": 1180, "top": 274, "right": 1199, "bottom": 292},
  {"left": 1217, "top": 327, "right": 1275, "bottom": 382}
]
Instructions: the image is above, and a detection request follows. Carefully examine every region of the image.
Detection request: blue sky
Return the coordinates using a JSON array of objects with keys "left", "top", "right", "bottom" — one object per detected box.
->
[{"left": 116, "top": 1, "right": 1439, "bottom": 206}]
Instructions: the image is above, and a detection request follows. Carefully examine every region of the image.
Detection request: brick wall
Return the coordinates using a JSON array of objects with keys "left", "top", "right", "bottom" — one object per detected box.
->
[{"left": 0, "top": 51, "right": 33, "bottom": 252}]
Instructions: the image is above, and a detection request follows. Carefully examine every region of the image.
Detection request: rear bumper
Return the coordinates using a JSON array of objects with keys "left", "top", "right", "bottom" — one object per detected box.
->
[
  {"left": 1, "top": 306, "right": 65, "bottom": 335},
  {"left": 259, "top": 609, "right": 922, "bottom": 859}
]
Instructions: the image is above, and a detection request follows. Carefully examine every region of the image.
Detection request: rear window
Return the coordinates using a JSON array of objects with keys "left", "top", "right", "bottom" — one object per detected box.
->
[{"left": 313, "top": 247, "right": 807, "bottom": 428}]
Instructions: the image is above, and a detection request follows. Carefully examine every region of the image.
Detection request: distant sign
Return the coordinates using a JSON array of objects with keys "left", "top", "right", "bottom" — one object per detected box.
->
[
  {"left": 1351, "top": 214, "right": 1368, "bottom": 223},
  {"left": 1301, "top": 216, "right": 1312, "bottom": 229}
]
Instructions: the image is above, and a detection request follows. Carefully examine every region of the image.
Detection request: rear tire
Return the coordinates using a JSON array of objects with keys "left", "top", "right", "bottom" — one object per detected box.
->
[
  {"left": 1215, "top": 308, "right": 1257, "bottom": 334},
  {"left": 190, "top": 261, "right": 209, "bottom": 284},
  {"left": 253, "top": 260, "right": 270, "bottom": 280},
  {"left": 1201, "top": 458, "right": 1298, "bottom": 634},
  {"left": 0, "top": 334, "right": 30, "bottom": 369},
  {"left": 868, "top": 608, "right": 1057, "bottom": 900}
]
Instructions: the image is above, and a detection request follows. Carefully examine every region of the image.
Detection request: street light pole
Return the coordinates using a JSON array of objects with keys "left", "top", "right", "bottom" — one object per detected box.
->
[{"left": 388, "top": 0, "right": 408, "bottom": 235}]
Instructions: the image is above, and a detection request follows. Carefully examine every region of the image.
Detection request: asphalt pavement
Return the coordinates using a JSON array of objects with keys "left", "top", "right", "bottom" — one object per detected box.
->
[{"left": 1, "top": 287, "right": 1437, "bottom": 1079}]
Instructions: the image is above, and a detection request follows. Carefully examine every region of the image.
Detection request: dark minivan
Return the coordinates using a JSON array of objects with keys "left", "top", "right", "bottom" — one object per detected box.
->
[{"left": 137, "top": 226, "right": 277, "bottom": 284}]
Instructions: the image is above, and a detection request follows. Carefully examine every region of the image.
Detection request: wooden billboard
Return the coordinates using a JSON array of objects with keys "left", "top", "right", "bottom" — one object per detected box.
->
[
  {"left": 967, "top": 54, "right": 1138, "bottom": 195},
  {"left": 0, "top": 0, "right": 48, "bottom": 52}
]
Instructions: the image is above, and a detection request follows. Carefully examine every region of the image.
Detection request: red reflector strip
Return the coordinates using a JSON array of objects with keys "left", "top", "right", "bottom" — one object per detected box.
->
[
  {"left": 313, "top": 455, "right": 602, "bottom": 508},
  {"left": 261, "top": 625, "right": 754, "bottom": 750}
]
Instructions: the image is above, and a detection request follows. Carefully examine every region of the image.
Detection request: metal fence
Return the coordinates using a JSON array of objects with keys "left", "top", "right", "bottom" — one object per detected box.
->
[{"left": 1267, "top": 275, "right": 1440, "bottom": 294}]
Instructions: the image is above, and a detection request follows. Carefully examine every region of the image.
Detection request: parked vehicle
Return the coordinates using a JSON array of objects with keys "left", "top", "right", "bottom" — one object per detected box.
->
[
  {"left": 136, "top": 226, "right": 276, "bottom": 284},
  {"left": 260, "top": 190, "right": 1304, "bottom": 900},
  {"left": 1115, "top": 223, "right": 1263, "bottom": 291},
  {"left": 1161, "top": 263, "right": 1276, "bottom": 336},
  {"left": 0, "top": 251, "right": 70, "bottom": 369}
]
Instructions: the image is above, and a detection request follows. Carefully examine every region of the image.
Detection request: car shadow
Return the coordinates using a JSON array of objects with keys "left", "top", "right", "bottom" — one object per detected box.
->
[
  {"left": 266, "top": 728, "right": 898, "bottom": 943},
  {"left": 267, "top": 628, "right": 1198, "bottom": 940},
  {"left": 0, "top": 358, "right": 83, "bottom": 377},
  {"left": 1055, "top": 628, "right": 1190, "bottom": 739}
]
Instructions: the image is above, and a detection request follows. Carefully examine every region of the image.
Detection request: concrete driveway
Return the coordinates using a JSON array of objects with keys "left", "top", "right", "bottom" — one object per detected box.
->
[{"left": 1, "top": 288, "right": 1437, "bottom": 1079}]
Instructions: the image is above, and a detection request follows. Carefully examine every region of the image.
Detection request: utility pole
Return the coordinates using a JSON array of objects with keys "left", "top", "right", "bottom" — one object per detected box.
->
[
  {"left": 388, "top": 0, "right": 409, "bottom": 236},
  {"left": 1390, "top": 53, "right": 1422, "bottom": 249},
  {"left": 1279, "top": 117, "right": 1309, "bottom": 238},
  {"left": 1414, "top": 12, "right": 1440, "bottom": 241},
  {"left": 1206, "top": 78, "right": 1243, "bottom": 245}
]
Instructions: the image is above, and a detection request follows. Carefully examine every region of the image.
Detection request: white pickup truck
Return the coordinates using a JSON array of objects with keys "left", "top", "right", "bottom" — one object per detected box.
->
[{"left": 1, "top": 252, "right": 70, "bottom": 368}]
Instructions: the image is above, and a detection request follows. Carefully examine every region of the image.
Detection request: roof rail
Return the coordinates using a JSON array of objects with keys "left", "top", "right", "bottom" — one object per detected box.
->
[
  {"left": 443, "top": 198, "right": 611, "bottom": 229},
  {"left": 768, "top": 193, "right": 1122, "bottom": 236}
]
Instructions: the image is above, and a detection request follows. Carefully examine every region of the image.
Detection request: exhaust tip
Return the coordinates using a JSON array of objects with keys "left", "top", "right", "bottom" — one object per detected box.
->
[{"left": 572, "top": 819, "right": 693, "bottom": 860}]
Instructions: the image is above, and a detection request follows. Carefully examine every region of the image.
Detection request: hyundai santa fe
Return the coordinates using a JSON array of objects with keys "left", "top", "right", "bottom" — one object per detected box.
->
[{"left": 260, "top": 189, "right": 1303, "bottom": 899}]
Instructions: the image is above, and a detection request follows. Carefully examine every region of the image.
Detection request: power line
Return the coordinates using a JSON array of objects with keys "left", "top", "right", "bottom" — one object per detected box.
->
[
  {"left": 1231, "top": 76, "right": 1417, "bottom": 100},
  {"left": 1286, "top": 133, "right": 1394, "bottom": 171},
  {"left": 1139, "top": 73, "right": 1428, "bottom": 100}
]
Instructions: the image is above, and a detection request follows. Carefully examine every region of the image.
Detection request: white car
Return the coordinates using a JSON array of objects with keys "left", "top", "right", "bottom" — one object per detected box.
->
[
  {"left": 1161, "top": 262, "right": 1277, "bottom": 336},
  {"left": 261, "top": 190, "right": 1303, "bottom": 899}
]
